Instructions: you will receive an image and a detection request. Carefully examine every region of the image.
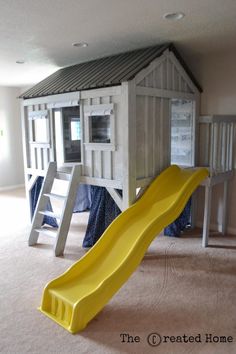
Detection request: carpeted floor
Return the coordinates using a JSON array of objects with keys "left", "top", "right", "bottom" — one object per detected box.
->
[{"left": 0, "top": 188, "right": 236, "bottom": 354}]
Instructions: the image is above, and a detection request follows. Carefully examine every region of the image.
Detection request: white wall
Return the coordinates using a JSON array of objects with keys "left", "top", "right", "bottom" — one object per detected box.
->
[
  {"left": 187, "top": 51, "right": 236, "bottom": 234},
  {"left": 0, "top": 87, "right": 24, "bottom": 189}
]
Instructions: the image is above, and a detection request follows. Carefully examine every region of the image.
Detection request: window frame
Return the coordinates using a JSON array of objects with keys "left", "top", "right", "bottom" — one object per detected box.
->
[
  {"left": 170, "top": 98, "right": 195, "bottom": 167},
  {"left": 28, "top": 110, "right": 50, "bottom": 148},
  {"left": 84, "top": 103, "right": 116, "bottom": 151},
  {"left": 53, "top": 106, "right": 82, "bottom": 166}
]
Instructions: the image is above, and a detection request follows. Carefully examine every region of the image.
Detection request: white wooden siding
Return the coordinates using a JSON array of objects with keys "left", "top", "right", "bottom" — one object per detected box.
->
[
  {"left": 136, "top": 52, "right": 195, "bottom": 95},
  {"left": 198, "top": 116, "right": 236, "bottom": 174},
  {"left": 81, "top": 92, "right": 123, "bottom": 183},
  {"left": 24, "top": 89, "right": 123, "bottom": 190},
  {"left": 135, "top": 50, "right": 197, "bottom": 183},
  {"left": 22, "top": 51, "right": 201, "bottom": 211},
  {"left": 136, "top": 96, "right": 170, "bottom": 179},
  {"left": 25, "top": 103, "right": 53, "bottom": 172}
]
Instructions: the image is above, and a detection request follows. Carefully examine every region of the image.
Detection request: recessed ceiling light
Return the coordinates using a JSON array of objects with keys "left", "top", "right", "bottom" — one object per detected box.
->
[
  {"left": 16, "top": 60, "right": 25, "bottom": 64},
  {"left": 72, "top": 42, "right": 88, "bottom": 48},
  {"left": 163, "top": 12, "right": 185, "bottom": 20}
]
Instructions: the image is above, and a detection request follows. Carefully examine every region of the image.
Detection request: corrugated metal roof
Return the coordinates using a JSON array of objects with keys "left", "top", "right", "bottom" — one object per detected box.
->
[{"left": 20, "top": 43, "right": 202, "bottom": 99}]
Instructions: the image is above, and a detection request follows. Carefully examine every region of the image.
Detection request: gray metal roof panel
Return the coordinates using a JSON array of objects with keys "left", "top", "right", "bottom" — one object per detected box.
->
[{"left": 20, "top": 43, "right": 202, "bottom": 99}]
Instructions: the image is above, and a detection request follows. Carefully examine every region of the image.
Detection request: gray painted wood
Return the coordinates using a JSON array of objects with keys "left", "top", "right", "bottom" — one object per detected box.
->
[
  {"left": 28, "top": 162, "right": 57, "bottom": 246},
  {"left": 202, "top": 185, "right": 212, "bottom": 247},
  {"left": 106, "top": 187, "right": 123, "bottom": 211},
  {"left": 23, "top": 48, "right": 204, "bottom": 241},
  {"left": 122, "top": 81, "right": 137, "bottom": 209},
  {"left": 54, "top": 164, "right": 81, "bottom": 256},
  {"left": 222, "top": 181, "right": 228, "bottom": 235},
  {"left": 28, "top": 162, "right": 82, "bottom": 256}
]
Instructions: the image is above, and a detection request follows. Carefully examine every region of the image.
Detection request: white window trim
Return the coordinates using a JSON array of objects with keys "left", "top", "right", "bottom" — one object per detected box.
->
[
  {"left": 84, "top": 103, "right": 116, "bottom": 151},
  {"left": 28, "top": 110, "right": 50, "bottom": 146},
  {"left": 84, "top": 103, "right": 114, "bottom": 116},
  {"left": 47, "top": 100, "right": 79, "bottom": 109},
  {"left": 28, "top": 110, "right": 48, "bottom": 120},
  {"left": 53, "top": 107, "right": 82, "bottom": 167}
]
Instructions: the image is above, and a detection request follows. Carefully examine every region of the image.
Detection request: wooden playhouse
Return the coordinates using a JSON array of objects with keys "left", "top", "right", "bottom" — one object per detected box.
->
[{"left": 20, "top": 43, "right": 235, "bottom": 255}]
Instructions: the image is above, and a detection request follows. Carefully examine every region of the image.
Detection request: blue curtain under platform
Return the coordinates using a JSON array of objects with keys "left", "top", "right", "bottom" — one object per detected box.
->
[
  {"left": 164, "top": 198, "right": 191, "bottom": 237},
  {"left": 31, "top": 178, "right": 192, "bottom": 247},
  {"left": 83, "top": 188, "right": 191, "bottom": 247},
  {"left": 82, "top": 186, "right": 121, "bottom": 248}
]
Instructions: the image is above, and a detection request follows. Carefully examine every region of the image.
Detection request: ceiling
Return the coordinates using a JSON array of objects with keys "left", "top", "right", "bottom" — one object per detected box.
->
[{"left": 1, "top": 0, "right": 236, "bottom": 87}]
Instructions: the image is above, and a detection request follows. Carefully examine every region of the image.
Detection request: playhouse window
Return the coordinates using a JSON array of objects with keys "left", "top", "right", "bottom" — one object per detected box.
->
[
  {"left": 33, "top": 118, "right": 48, "bottom": 143},
  {"left": 28, "top": 110, "right": 49, "bottom": 144},
  {"left": 171, "top": 99, "right": 194, "bottom": 167},
  {"left": 84, "top": 103, "right": 115, "bottom": 151},
  {"left": 54, "top": 106, "right": 82, "bottom": 165},
  {"left": 71, "top": 119, "right": 81, "bottom": 141},
  {"left": 89, "top": 115, "right": 111, "bottom": 143}
]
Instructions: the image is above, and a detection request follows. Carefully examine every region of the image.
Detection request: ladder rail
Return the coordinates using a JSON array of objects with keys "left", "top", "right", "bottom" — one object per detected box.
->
[
  {"left": 28, "top": 162, "right": 57, "bottom": 246},
  {"left": 28, "top": 162, "right": 82, "bottom": 256},
  {"left": 54, "top": 165, "right": 81, "bottom": 256}
]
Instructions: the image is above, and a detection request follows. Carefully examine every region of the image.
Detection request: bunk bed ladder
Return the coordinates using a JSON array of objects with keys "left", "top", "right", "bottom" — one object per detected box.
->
[{"left": 28, "top": 161, "right": 81, "bottom": 256}]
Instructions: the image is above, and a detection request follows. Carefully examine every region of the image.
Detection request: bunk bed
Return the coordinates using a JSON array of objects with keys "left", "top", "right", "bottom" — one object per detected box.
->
[{"left": 19, "top": 43, "right": 235, "bottom": 254}]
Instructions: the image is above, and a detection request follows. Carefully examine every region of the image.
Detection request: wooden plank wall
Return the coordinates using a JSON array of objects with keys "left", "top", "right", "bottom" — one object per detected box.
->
[
  {"left": 198, "top": 121, "right": 235, "bottom": 174},
  {"left": 138, "top": 56, "right": 194, "bottom": 93},
  {"left": 135, "top": 56, "right": 195, "bottom": 179},
  {"left": 136, "top": 95, "right": 170, "bottom": 178},
  {"left": 24, "top": 90, "right": 123, "bottom": 189},
  {"left": 81, "top": 93, "right": 122, "bottom": 182},
  {"left": 25, "top": 103, "right": 53, "bottom": 172}
]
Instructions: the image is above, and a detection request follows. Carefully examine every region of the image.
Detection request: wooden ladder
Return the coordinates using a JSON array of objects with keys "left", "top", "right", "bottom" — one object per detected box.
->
[{"left": 28, "top": 162, "right": 81, "bottom": 256}]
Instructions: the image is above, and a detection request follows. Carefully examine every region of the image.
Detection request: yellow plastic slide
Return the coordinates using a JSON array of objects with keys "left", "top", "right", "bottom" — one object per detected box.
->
[{"left": 39, "top": 165, "right": 208, "bottom": 333}]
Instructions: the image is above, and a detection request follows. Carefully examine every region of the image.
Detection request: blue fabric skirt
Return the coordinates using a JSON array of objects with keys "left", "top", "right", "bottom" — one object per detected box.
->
[
  {"left": 164, "top": 198, "right": 191, "bottom": 237},
  {"left": 31, "top": 178, "right": 191, "bottom": 246},
  {"left": 83, "top": 188, "right": 191, "bottom": 246},
  {"left": 82, "top": 186, "right": 121, "bottom": 248}
]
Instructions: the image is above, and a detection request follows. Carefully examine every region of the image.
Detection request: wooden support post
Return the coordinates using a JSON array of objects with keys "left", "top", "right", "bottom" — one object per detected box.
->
[
  {"left": 222, "top": 123, "right": 226, "bottom": 172},
  {"left": 210, "top": 124, "right": 214, "bottom": 176},
  {"left": 202, "top": 185, "right": 212, "bottom": 247},
  {"left": 221, "top": 181, "right": 228, "bottom": 235},
  {"left": 229, "top": 123, "right": 234, "bottom": 170},
  {"left": 21, "top": 103, "right": 32, "bottom": 220},
  {"left": 190, "top": 191, "right": 197, "bottom": 229},
  {"left": 28, "top": 162, "right": 57, "bottom": 246},
  {"left": 54, "top": 164, "right": 81, "bottom": 256},
  {"left": 106, "top": 188, "right": 123, "bottom": 211},
  {"left": 27, "top": 174, "right": 39, "bottom": 192},
  {"left": 213, "top": 123, "right": 218, "bottom": 173},
  {"left": 49, "top": 108, "right": 56, "bottom": 162},
  {"left": 121, "top": 81, "right": 137, "bottom": 210}
]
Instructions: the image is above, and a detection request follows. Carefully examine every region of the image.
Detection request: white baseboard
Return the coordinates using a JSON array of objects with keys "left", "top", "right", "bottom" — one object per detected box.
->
[
  {"left": 0, "top": 184, "right": 25, "bottom": 192},
  {"left": 196, "top": 221, "right": 236, "bottom": 236}
]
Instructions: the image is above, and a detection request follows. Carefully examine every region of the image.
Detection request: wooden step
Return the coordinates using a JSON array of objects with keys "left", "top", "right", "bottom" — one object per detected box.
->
[
  {"left": 38, "top": 210, "right": 61, "bottom": 220},
  {"left": 44, "top": 193, "right": 66, "bottom": 201},
  {"left": 55, "top": 171, "right": 72, "bottom": 181},
  {"left": 35, "top": 228, "right": 58, "bottom": 238},
  {"left": 28, "top": 162, "right": 81, "bottom": 256}
]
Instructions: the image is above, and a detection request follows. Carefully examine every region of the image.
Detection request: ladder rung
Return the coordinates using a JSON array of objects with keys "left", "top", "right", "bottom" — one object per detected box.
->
[
  {"left": 28, "top": 162, "right": 81, "bottom": 256},
  {"left": 44, "top": 193, "right": 66, "bottom": 201},
  {"left": 38, "top": 210, "right": 61, "bottom": 220},
  {"left": 56, "top": 171, "right": 71, "bottom": 181},
  {"left": 35, "top": 228, "right": 58, "bottom": 238}
]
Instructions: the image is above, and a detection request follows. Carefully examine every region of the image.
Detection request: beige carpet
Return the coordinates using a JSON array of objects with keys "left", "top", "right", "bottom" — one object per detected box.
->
[{"left": 0, "top": 188, "right": 236, "bottom": 354}]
